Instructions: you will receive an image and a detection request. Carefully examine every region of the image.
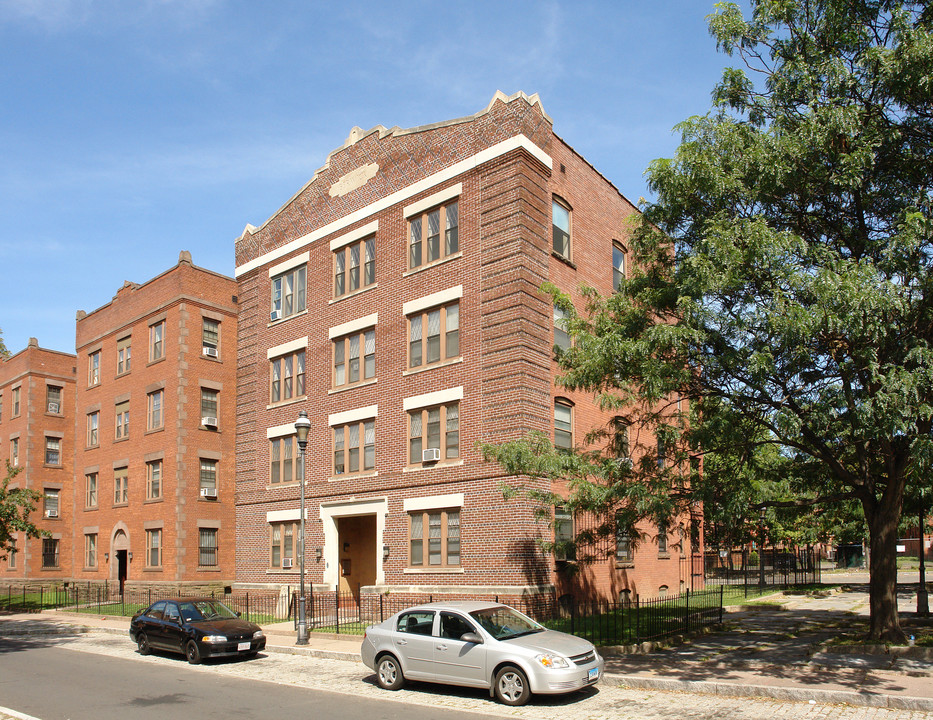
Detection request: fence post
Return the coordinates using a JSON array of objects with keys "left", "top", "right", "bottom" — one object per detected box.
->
[
  {"left": 719, "top": 585, "right": 724, "bottom": 624},
  {"left": 334, "top": 588, "right": 340, "bottom": 635},
  {"left": 684, "top": 589, "right": 690, "bottom": 634},
  {"left": 380, "top": 593, "right": 384, "bottom": 623},
  {"left": 245, "top": 593, "right": 250, "bottom": 622},
  {"left": 635, "top": 594, "right": 640, "bottom": 641}
]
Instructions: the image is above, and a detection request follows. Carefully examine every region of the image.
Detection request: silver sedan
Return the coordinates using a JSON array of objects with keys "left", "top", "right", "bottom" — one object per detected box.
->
[{"left": 360, "top": 601, "right": 603, "bottom": 706}]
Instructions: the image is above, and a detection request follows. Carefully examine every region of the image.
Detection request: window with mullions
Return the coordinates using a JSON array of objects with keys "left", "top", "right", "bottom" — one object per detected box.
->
[
  {"left": 86, "top": 472, "right": 98, "bottom": 508},
  {"left": 114, "top": 467, "right": 128, "bottom": 505},
  {"left": 146, "top": 460, "right": 162, "bottom": 500},
  {"left": 409, "top": 509, "right": 460, "bottom": 567},
  {"left": 613, "top": 242, "right": 626, "bottom": 291},
  {"left": 552, "top": 198, "right": 571, "bottom": 259},
  {"left": 147, "top": 390, "right": 163, "bottom": 430},
  {"left": 88, "top": 353, "right": 100, "bottom": 387},
  {"left": 200, "top": 459, "right": 217, "bottom": 494},
  {"left": 554, "top": 506, "right": 575, "bottom": 561},
  {"left": 47, "top": 385, "right": 62, "bottom": 414},
  {"left": 408, "top": 403, "right": 459, "bottom": 464},
  {"left": 333, "top": 420, "right": 375, "bottom": 476},
  {"left": 616, "top": 521, "right": 633, "bottom": 565},
  {"left": 45, "top": 437, "right": 61, "bottom": 466},
  {"left": 87, "top": 411, "right": 99, "bottom": 447},
  {"left": 409, "top": 201, "right": 458, "bottom": 269},
  {"left": 333, "top": 330, "right": 375, "bottom": 387},
  {"left": 117, "top": 336, "right": 131, "bottom": 374},
  {"left": 202, "top": 319, "right": 219, "bottom": 352},
  {"left": 408, "top": 303, "right": 458, "bottom": 369},
  {"left": 147, "top": 528, "right": 162, "bottom": 567},
  {"left": 42, "top": 538, "right": 59, "bottom": 568},
  {"left": 85, "top": 533, "right": 97, "bottom": 568},
  {"left": 554, "top": 400, "right": 573, "bottom": 452},
  {"left": 553, "top": 305, "right": 571, "bottom": 352},
  {"left": 149, "top": 321, "right": 164, "bottom": 362},
  {"left": 115, "top": 401, "right": 129, "bottom": 440},
  {"left": 270, "top": 521, "right": 299, "bottom": 569},
  {"left": 270, "top": 350, "right": 306, "bottom": 403},
  {"left": 271, "top": 266, "right": 306, "bottom": 321},
  {"left": 334, "top": 236, "right": 375, "bottom": 297},
  {"left": 201, "top": 388, "right": 218, "bottom": 420},
  {"left": 199, "top": 528, "right": 218, "bottom": 567},
  {"left": 270, "top": 436, "right": 300, "bottom": 484}
]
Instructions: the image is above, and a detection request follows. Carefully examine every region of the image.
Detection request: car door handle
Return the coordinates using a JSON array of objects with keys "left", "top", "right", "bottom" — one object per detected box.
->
[
  {"left": 436, "top": 644, "right": 447, "bottom": 651},
  {"left": 397, "top": 639, "right": 408, "bottom": 645}
]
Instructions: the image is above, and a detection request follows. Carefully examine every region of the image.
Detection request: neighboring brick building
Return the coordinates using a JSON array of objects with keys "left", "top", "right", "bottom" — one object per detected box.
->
[
  {"left": 71, "top": 252, "right": 238, "bottom": 592},
  {"left": 0, "top": 339, "right": 77, "bottom": 580},
  {"left": 231, "top": 91, "right": 699, "bottom": 603}
]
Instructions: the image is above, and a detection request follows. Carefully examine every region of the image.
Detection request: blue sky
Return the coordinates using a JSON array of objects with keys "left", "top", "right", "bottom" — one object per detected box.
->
[{"left": 1, "top": 0, "right": 737, "bottom": 355}]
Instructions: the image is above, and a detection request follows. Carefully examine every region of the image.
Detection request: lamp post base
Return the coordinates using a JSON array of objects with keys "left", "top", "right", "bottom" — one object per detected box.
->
[{"left": 296, "top": 596, "right": 309, "bottom": 645}]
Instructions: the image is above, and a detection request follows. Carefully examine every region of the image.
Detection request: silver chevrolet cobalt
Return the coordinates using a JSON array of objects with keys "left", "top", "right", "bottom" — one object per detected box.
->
[{"left": 361, "top": 601, "right": 603, "bottom": 706}]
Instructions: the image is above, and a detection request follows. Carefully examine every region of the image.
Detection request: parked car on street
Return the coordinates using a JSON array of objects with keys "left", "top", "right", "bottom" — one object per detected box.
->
[
  {"left": 360, "top": 601, "right": 603, "bottom": 706},
  {"left": 129, "top": 598, "right": 265, "bottom": 664}
]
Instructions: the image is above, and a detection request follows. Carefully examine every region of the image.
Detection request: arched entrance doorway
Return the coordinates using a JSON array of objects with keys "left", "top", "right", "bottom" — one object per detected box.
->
[{"left": 112, "top": 530, "right": 129, "bottom": 595}]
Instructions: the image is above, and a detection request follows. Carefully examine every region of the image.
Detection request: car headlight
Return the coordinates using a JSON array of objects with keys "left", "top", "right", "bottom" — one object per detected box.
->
[
  {"left": 535, "top": 653, "right": 570, "bottom": 669},
  {"left": 253, "top": 630, "right": 264, "bottom": 639},
  {"left": 202, "top": 635, "right": 227, "bottom": 644}
]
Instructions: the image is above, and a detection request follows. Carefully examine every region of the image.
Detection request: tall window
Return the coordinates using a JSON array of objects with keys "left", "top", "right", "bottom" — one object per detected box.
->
[
  {"left": 658, "top": 521, "right": 669, "bottom": 555},
  {"left": 552, "top": 198, "right": 571, "bottom": 259},
  {"left": 270, "top": 350, "right": 306, "bottom": 403},
  {"left": 149, "top": 321, "right": 164, "bottom": 362},
  {"left": 88, "top": 352, "right": 100, "bottom": 386},
  {"left": 554, "top": 506, "right": 575, "bottom": 561},
  {"left": 613, "top": 242, "right": 626, "bottom": 291},
  {"left": 115, "top": 401, "right": 129, "bottom": 440},
  {"left": 554, "top": 400, "right": 573, "bottom": 452},
  {"left": 333, "top": 330, "right": 375, "bottom": 387},
  {"left": 146, "top": 529, "right": 162, "bottom": 567},
  {"left": 616, "top": 521, "right": 633, "bottom": 565},
  {"left": 409, "top": 201, "right": 459, "bottom": 269},
  {"left": 46, "top": 385, "right": 62, "bottom": 414},
  {"left": 0, "top": 392, "right": 4, "bottom": 422},
  {"left": 408, "top": 303, "right": 459, "bottom": 369},
  {"left": 553, "top": 305, "right": 571, "bottom": 351},
  {"left": 86, "top": 472, "right": 98, "bottom": 508},
  {"left": 270, "top": 521, "right": 298, "bottom": 568},
  {"left": 333, "top": 420, "right": 375, "bottom": 476},
  {"left": 200, "top": 459, "right": 217, "bottom": 494},
  {"left": 657, "top": 437, "right": 667, "bottom": 468},
  {"left": 10, "top": 438, "right": 19, "bottom": 467},
  {"left": 147, "top": 390, "right": 163, "bottom": 430},
  {"left": 334, "top": 236, "right": 375, "bottom": 297},
  {"left": 271, "top": 265, "right": 306, "bottom": 320},
  {"left": 87, "top": 412, "right": 99, "bottom": 447},
  {"left": 202, "top": 318, "right": 219, "bottom": 353},
  {"left": 42, "top": 538, "right": 59, "bottom": 568},
  {"left": 408, "top": 403, "right": 459, "bottom": 464},
  {"left": 270, "top": 436, "right": 300, "bottom": 484},
  {"left": 85, "top": 533, "right": 98, "bottom": 568},
  {"left": 45, "top": 437, "right": 61, "bottom": 466},
  {"left": 117, "top": 336, "right": 132, "bottom": 374},
  {"left": 114, "top": 467, "right": 128, "bottom": 505},
  {"left": 44, "top": 489, "right": 60, "bottom": 518},
  {"left": 199, "top": 528, "right": 218, "bottom": 567},
  {"left": 201, "top": 388, "right": 218, "bottom": 422},
  {"left": 409, "top": 509, "right": 460, "bottom": 567},
  {"left": 146, "top": 460, "right": 162, "bottom": 500}
]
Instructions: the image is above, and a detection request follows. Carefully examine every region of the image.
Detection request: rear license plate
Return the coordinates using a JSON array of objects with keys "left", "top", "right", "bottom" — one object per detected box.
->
[
  {"left": 587, "top": 667, "right": 599, "bottom": 683},
  {"left": 237, "top": 642, "right": 250, "bottom": 652}
]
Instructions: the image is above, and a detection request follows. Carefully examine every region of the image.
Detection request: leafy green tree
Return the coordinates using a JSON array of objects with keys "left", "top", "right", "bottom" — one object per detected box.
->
[
  {"left": 487, "top": 1, "right": 932, "bottom": 642},
  {"left": 0, "top": 327, "right": 10, "bottom": 360},
  {"left": 0, "top": 463, "right": 43, "bottom": 561}
]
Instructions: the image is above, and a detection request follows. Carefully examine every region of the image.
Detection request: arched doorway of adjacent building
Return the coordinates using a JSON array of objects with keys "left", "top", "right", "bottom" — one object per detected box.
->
[{"left": 112, "top": 529, "right": 129, "bottom": 596}]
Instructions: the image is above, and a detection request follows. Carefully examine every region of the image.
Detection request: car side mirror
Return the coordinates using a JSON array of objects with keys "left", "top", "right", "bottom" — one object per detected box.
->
[{"left": 460, "top": 632, "right": 482, "bottom": 644}]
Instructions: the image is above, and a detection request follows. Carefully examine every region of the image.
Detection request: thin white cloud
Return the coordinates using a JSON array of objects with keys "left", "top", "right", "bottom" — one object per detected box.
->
[{"left": 0, "top": 0, "right": 222, "bottom": 32}]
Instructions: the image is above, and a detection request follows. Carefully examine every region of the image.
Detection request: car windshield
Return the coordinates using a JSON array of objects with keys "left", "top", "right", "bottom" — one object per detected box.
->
[
  {"left": 469, "top": 606, "right": 544, "bottom": 640},
  {"left": 182, "top": 600, "right": 238, "bottom": 622}
]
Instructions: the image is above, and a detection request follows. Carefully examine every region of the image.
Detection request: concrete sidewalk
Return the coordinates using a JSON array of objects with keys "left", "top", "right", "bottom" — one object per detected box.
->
[{"left": 2, "top": 587, "right": 932, "bottom": 711}]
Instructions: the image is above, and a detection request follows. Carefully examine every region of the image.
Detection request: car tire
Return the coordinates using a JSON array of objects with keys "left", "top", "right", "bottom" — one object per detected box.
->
[
  {"left": 185, "top": 640, "right": 202, "bottom": 665},
  {"left": 136, "top": 633, "right": 150, "bottom": 655},
  {"left": 375, "top": 654, "right": 405, "bottom": 690},
  {"left": 494, "top": 665, "right": 531, "bottom": 706}
]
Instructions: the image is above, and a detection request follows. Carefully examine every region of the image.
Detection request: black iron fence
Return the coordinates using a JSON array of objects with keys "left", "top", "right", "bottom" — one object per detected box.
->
[{"left": 682, "top": 546, "right": 822, "bottom": 594}]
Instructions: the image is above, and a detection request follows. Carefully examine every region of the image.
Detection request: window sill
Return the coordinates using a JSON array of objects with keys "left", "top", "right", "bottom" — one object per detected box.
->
[
  {"left": 658, "top": 553, "right": 671, "bottom": 560},
  {"left": 329, "top": 378, "right": 377, "bottom": 395},
  {"left": 112, "top": 503, "right": 128, "bottom": 509},
  {"left": 403, "top": 252, "right": 462, "bottom": 278},
  {"left": 198, "top": 496, "right": 219, "bottom": 502},
  {"left": 40, "top": 566, "right": 61, "bottom": 571},
  {"left": 266, "top": 481, "right": 300, "bottom": 490},
  {"left": 142, "top": 567, "right": 164, "bottom": 573},
  {"left": 114, "top": 436, "right": 130, "bottom": 444},
  {"left": 403, "top": 567, "right": 464, "bottom": 574},
  {"left": 403, "top": 459, "right": 463, "bottom": 473},
  {"left": 615, "top": 562, "right": 635, "bottom": 569},
  {"left": 403, "top": 357, "right": 463, "bottom": 377},
  {"left": 330, "top": 283, "right": 377, "bottom": 305},
  {"left": 84, "top": 506, "right": 98, "bottom": 512},
  {"left": 266, "top": 568, "right": 298, "bottom": 574},
  {"left": 43, "top": 464, "right": 62, "bottom": 470},
  {"left": 115, "top": 371, "right": 131, "bottom": 379},
  {"left": 144, "top": 497, "right": 164, "bottom": 504},
  {"left": 147, "top": 357, "right": 166, "bottom": 367},
  {"left": 551, "top": 251, "right": 577, "bottom": 270},
  {"left": 197, "top": 566, "right": 222, "bottom": 572},
  {"left": 145, "top": 427, "right": 165, "bottom": 436},
  {"left": 86, "top": 444, "right": 100, "bottom": 450},
  {"left": 268, "top": 309, "right": 308, "bottom": 327},
  {"left": 266, "top": 395, "right": 308, "bottom": 411},
  {"left": 45, "top": 412, "right": 64, "bottom": 418},
  {"left": 329, "top": 471, "right": 378, "bottom": 482}
]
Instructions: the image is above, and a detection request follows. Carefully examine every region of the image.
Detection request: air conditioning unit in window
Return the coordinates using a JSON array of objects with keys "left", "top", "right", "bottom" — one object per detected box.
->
[
  {"left": 281, "top": 557, "right": 294, "bottom": 569},
  {"left": 202, "top": 416, "right": 219, "bottom": 428},
  {"left": 422, "top": 448, "right": 441, "bottom": 463},
  {"left": 270, "top": 309, "right": 282, "bottom": 322},
  {"left": 200, "top": 487, "right": 217, "bottom": 499},
  {"left": 45, "top": 509, "right": 59, "bottom": 518},
  {"left": 48, "top": 402, "right": 60, "bottom": 414},
  {"left": 202, "top": 346, "right": 219, "bottom": 358}
]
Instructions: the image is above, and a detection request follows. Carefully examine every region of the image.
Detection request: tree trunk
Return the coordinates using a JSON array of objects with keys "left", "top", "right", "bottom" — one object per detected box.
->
[{"left": 864, "top": 495, "right": 906, "bottom": 643}]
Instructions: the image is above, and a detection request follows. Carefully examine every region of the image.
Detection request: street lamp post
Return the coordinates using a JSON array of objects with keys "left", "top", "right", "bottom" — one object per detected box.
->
[
  {"left": 758, "top": 506, "right": 767, "bottom": 588},
  {"left": 294, "top": 411, "right": 311, "bottom": 645},
  {"left": 919, "top": 494, "right": 929, "bottom": 617}
]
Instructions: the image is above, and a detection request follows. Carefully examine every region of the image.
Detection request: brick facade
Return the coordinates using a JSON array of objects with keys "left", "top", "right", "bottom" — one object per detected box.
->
[{"left": 234, "top": 91, "right": 699, "bottom": 603}]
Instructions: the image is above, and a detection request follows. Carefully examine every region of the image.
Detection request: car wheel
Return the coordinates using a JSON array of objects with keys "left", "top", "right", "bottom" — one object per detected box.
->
[
  {"left": 494, "top": 665, "right": 531, "bottom": 706},
  {"left": 185, "top": 640, "right": 202, "bottom": 665},
  {"left": 375, "top": 654, "right": 405, "bottom": 690},
  {"left": 136, "top": 633, "right": 150, "bottom": 656}
]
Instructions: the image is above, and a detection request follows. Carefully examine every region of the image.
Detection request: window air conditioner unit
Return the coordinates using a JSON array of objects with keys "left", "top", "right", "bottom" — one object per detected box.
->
[
  {"left": 282, "top": 557, "right": 294, "bottom": 569},
  {"left": 45, "top": 509, "right": 59, "bottom": 518},
  {"left": 422, "top": 448, "right": 441, "bottom": 463},
  {"left": 200, "top": 487, "right": 217, "bottom": 499},
  {"left": 48, "top": 402, "right": 60, "bottom": 413},
  {"left": 270, "top": 309, "right": 282, "bottom": 322},
  {"left": 202, "top": 416, "right": 219, "bottom": 428},
  {"left": 202, "top": 346, "right": 219, "bottom": 358}
]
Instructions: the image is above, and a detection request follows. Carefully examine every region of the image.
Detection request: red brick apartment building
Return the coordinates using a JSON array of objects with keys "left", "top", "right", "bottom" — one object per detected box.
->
[
  {"left": 234, "top": 91, "right": 698, "bottom": 603},
  {"left": 71, "top": 252, "right": 238, "bottom": 592},
  {"left": 0, "top": 339, "right": 76, "bottom": 579}
]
